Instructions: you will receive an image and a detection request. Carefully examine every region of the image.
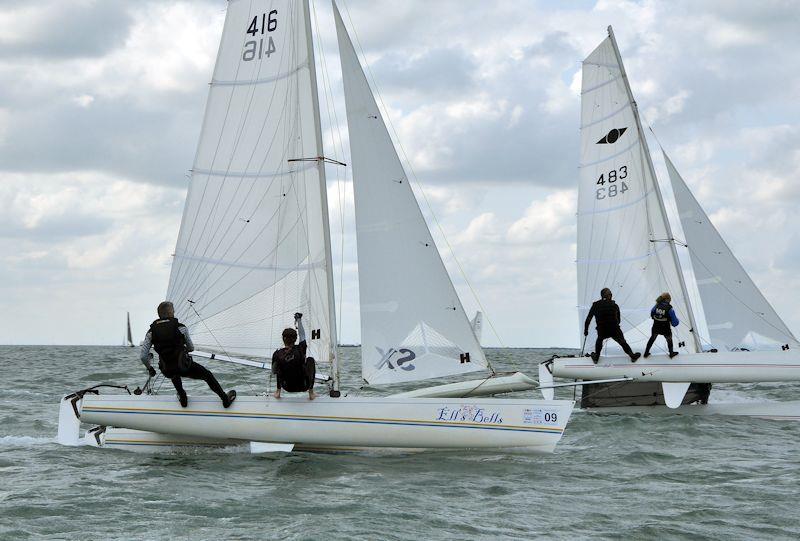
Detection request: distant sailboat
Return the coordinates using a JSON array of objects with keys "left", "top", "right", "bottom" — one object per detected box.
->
[
  {"left": 124, "top": 312, "right": 135, "bottom": 348},
  {"left": 541, "top": 26, "right": 800, "bottom": 416},
  {"left": 57, "top": 0, "right": 573, "bottom": 453}
]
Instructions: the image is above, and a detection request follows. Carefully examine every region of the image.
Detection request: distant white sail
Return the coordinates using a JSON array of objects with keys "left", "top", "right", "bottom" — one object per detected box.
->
[
  {"left": 471, "top": 311, "right": 484, "bottom": 344},
  {"left": 664, "top": 151, "right": 798, "bottom": 349},
  {"left": 166, "top": 0, "right": 335, "bottom": 366},
  {"left": 577, "top": 32, "right": 698, "bottom": 354},
  {"left": 333, "top": 4, "right": 487, "bottom": 385},
  {"left": 126, "top": 312, "right": 133, "bottom": 347}
]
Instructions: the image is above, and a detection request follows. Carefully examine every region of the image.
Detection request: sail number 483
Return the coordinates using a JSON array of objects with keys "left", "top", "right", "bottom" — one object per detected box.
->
[
  {"left": 596, "top": 165, "right": 628, "bottom": 200},
  {"left": 243, "top": 10, "right": 278, "bottom": 61}
]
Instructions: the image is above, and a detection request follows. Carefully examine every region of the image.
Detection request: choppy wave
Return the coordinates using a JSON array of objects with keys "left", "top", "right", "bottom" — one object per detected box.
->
[{"left": 2, "top": 345, "right": 800, "bottom": 540}]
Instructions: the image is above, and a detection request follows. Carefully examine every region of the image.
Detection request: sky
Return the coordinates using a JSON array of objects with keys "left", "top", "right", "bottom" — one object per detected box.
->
[{"left": 1, "top": 0, "right": 799, "bottom": 347}]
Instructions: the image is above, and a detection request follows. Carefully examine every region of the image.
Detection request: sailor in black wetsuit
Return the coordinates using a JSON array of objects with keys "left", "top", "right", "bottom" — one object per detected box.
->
[
  {"left": 643, "top": 292, "right": 680, "bottom": 358},
  {"left": 271, "top": 313, "right": 317, "bottom": 400},
  {"left": 140, "top": 301, "right": 236, "bottom": 408},
  {"left": 584, "top": 288, "right": 641, "bottom": 364}
]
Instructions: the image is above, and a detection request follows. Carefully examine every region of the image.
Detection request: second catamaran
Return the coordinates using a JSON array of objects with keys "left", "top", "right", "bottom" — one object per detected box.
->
[{"left": 541, "top": 27, "right": 800, "bottom": 416}]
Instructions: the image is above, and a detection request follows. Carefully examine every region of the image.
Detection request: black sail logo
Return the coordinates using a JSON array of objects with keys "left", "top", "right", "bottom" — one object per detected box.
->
[{"left": 596, "top": 127, "right": 627, "bottom": 144}]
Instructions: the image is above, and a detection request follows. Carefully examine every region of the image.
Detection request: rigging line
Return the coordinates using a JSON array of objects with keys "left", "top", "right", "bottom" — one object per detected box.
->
[
  {"left": 340, "top": 1, "right": 505, "bottom": 358},
  {"left": 188, "top": 302, "right": 260, "bottom": 396},
  {"left": 311, "top": 0, "right": 348, "bottom": 343},
  {"left": 170, "top": 14, "right": 300, "bottom": 300}
]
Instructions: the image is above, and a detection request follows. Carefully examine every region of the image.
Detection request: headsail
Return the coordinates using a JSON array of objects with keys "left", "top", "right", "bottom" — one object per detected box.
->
[
  {"left": 166, "top": 0, "right": 335, "bottom": 369},
  {"left": 664, "top": 151, "right": 798, "bottom": 349},
  {"left": 577, "top": 28, "right": 699, "bottom": 355},
  {"left": 333, "top": 4, "right": 488, "bottom": 385}
]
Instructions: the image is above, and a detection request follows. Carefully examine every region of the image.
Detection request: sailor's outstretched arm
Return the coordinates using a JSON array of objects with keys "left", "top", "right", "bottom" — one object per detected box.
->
[
  {"left": 295, "top": 313, "right": 306, "bottom": 343},
  {"left": 140, "top": 331, "right": 153, "bottom": 368}
]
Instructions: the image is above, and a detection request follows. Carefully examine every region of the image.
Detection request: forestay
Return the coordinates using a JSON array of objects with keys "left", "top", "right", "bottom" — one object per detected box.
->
[
  {"left": 334, "top": 5, "right": 487, "bottom": 385},
  {"left": 166, "top": 0, "right": 335, "bottom": 367},
  {"left": 577, "top": 32, "right": 697, "bottom": 355},
  {"left": 665, "top": 151, "right": 798, "bottom": 349}
]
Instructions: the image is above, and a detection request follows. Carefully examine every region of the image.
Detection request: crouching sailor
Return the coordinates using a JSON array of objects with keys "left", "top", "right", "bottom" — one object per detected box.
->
[
  {"left": 272, "top": 313, "right": 317, "bottom": 400},
  {"left": 644, "top": 292, "right": 680, "bottom": 359},
  {"left": 140, "top": 301, "right": 236, "bottom": 408},
  {"left": 584, "top": 287, "right": 641, "bottom": 364}
]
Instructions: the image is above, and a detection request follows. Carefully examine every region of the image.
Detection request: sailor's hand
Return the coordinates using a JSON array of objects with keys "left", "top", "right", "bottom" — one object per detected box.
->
[
  {"left": 294, "top": 312, "right": 303, "bottom": 320},
  {"left": 148, "top": 366, "right": 157, "bottom": 377}
]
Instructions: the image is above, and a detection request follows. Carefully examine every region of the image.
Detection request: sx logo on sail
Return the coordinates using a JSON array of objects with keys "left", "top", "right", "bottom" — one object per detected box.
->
[{"left": 374, "top": 347, "right": 416, "bottom": 371}]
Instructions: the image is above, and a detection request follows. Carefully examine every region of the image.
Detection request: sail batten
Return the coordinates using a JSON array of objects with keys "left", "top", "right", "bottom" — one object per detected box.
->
[
  {"left": 166, "top": 0, "right": 334, "bottom": 366},
  {"left": 334, "top": 4, "right": 487, "bottom": 385}
]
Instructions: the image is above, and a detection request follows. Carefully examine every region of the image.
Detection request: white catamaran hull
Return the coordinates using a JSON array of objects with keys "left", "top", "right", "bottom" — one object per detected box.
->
[
  {"left": 75, "top": 395, "right": 574, "bottom": 453},
  {"left": 550, "top": 350, "right": 800, "bottom": 383}
]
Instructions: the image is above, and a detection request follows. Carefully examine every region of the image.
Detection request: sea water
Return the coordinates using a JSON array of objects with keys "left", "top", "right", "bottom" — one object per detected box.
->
[{"left": 1, "top": 346, "right": 799, "bottom": 540}]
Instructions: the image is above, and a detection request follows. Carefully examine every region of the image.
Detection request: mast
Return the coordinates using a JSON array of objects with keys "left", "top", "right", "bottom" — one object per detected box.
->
[
  {"left": 303, "top": 0, "right": 340, "bottom": 392},
  {"left": 606, "top": 26, "right": 703, "bottom": 353}
]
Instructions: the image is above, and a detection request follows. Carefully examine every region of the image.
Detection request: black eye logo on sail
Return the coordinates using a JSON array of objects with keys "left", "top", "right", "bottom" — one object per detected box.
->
[{"left": 596, "top": 127, "right": 627, "bottom": 145}]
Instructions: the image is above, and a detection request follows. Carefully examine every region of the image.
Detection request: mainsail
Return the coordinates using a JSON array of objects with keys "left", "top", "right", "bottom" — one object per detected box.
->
[
  {"left": 166, "top": 0, "right": 336, "bottom": 370},
  {"left": 334, "top": 5, "right": 488, "bottom": 385},
  {"left": 126, "top": 312, "right": 133, "bottom": 347},
  {"left": 577, "top": 28, "right": 699, "bottom": 355},
  {"left": 664, "top": 151, "right": 798, "bottom": 349}
]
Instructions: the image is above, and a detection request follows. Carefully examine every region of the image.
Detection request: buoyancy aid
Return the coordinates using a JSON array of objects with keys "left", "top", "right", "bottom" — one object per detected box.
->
[
  {"left": 652, "top": 302, "right": 673, "bottom": 322},
  {"left": 593, "top": 299, "right": 620, "bottom": 330},
  {"left": 150, "top": 318, "right": 190, "bottom": 376}
]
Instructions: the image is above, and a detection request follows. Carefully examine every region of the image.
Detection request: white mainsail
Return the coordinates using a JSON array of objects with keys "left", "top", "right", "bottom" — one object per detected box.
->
[
  {"left": 664, "top": 151, "right": 798, "bottom": 349},
  {"left": 577, "top": 28, "right": 699, "bottom": 355},
  {"left": 126, "top": 312, "right": 133, "bottom": 347},
  {"left": 333, "top": 5, "right": 488, "bottom": 385},
  {"left": 166, "top": 0, "right": 336, "bottom": 370}
]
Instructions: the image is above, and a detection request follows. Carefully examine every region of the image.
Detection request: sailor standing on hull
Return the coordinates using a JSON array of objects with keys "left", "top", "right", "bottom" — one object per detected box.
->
[
  {"left": 584, "top": 288, "right": 641, "bottom": 364},
  {"left": 643, "top": 292, "right": 680, "bottom": 358},
  {"left": 140, "top": 301, "right": 236, "bottom": 408}
]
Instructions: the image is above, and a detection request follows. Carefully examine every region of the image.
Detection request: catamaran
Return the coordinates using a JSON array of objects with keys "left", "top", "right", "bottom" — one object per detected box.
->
[
  {"left": 539, "top": 27, "right": 800, "bottom": 418},
  {"left": 57, "top": 0, "right": 573, "bottom": 453}
]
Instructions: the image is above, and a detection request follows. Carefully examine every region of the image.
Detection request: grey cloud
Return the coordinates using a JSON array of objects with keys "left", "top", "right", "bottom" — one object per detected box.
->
[
  {"left": 0, "top": 93, "right": 204, "bottom": 186},
  {"left": 0, "top": 1, "right": 134, "bottom": 59},
  {"left": 372, "top": 48, "right": 477, "bottom": 95},
  {"left": 0, "top": 211, "right": 113, "bottom": 240}
]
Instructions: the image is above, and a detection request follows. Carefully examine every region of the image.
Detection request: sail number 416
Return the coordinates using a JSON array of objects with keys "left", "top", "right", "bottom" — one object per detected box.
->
[
  {"left": 596, "top": 165, "right": 628, "bottom": 200},
  {"left": 243, "top": 10, "right": 278, "bottom": 61}
]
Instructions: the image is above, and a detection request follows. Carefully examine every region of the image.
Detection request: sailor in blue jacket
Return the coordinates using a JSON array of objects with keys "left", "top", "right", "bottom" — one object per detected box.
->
[{"left": 643, "top": 292, "right": 680, "bottom": 358}]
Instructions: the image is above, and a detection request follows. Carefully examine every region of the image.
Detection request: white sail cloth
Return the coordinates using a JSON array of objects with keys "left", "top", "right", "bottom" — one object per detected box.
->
[
  {"left": 578, "top": 36, "right": 697, "bottom": 355},
  {"left": 334, "top": 5, "right": 487, "bottom": 385},
  {"left": 664, "top": 151, "right": 798, "bottom": 349},
  {"left": 166, "top": 0, "right": 333, "bottom": 364}
]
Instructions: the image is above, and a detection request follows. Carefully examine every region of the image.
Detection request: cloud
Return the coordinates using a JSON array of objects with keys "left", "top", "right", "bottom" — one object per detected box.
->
[{"left": 2, "top": 0, "right": 800, "bottom": 346}]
